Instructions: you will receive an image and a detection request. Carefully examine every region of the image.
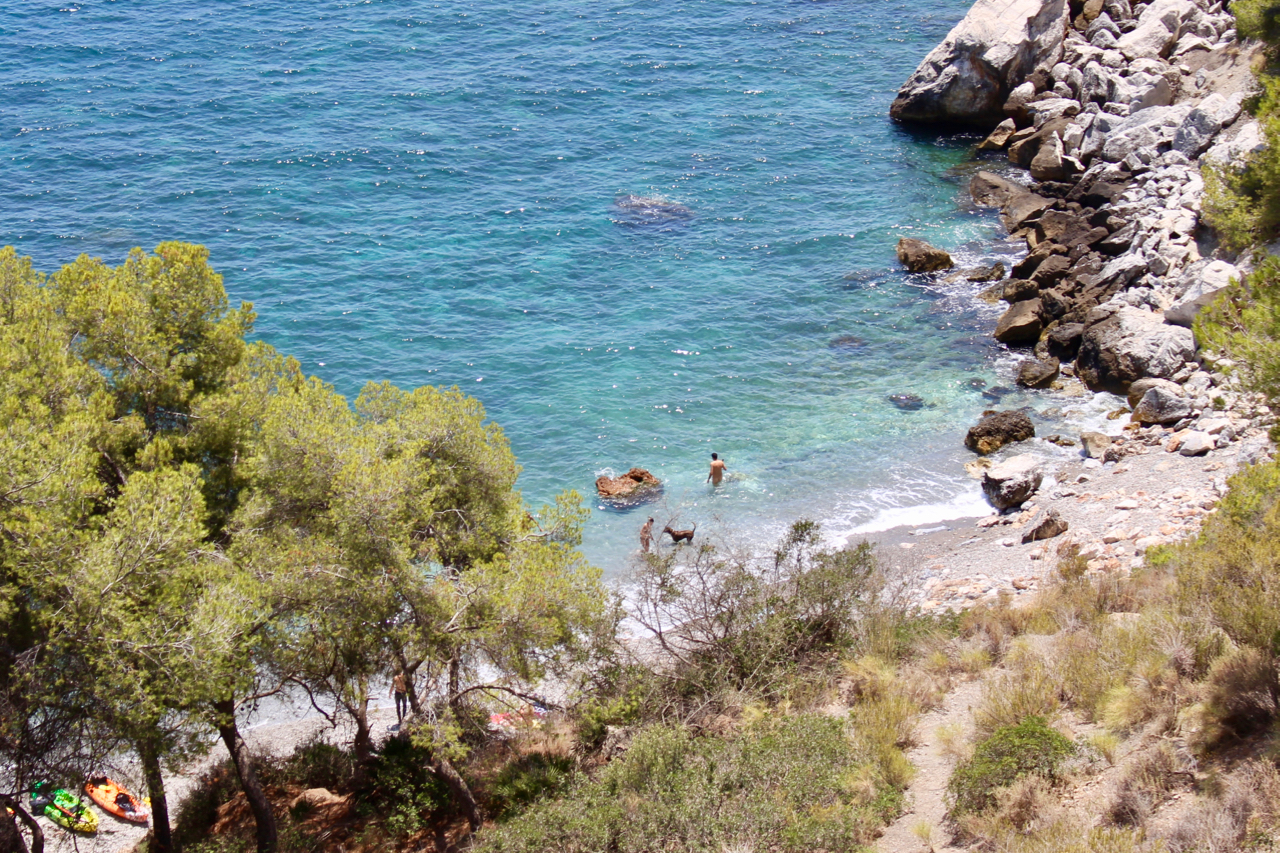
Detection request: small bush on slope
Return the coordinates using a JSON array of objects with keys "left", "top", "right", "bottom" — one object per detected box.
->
[
  {"left": 947, "top": 716, "right": 1076, "bottom": 818},
  {"left": 1174, "top": 458, "right": 1280, "bottom": 652},
  {"left": 473, "top": 713, "right": 906, "bottom": 853}
]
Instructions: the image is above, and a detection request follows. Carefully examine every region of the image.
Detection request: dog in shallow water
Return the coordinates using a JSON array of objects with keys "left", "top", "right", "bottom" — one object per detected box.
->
[{"left": 663, "top": 523, "right": 696, "bottom": 544}]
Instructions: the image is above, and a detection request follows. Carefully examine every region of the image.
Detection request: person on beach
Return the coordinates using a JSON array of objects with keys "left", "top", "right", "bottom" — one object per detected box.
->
[
  {"left": 707, "top": 452, "right": 727, "bottom": 486},
  {"left": 640, "top": 517, "right": 655, "bottom": 552},
  {"left": 391, "top": 671, "right": 408, "bottom": 725}
]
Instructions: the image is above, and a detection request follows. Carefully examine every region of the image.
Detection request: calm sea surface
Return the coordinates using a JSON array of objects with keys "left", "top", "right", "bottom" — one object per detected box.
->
[{"left": 0, "top": 0, "right": 1067, "bottom": 572}]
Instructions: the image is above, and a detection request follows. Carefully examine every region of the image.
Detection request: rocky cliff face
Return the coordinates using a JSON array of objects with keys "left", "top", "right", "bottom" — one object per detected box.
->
[{"left": 893, "top": 0, "right": 1273, "bottom": 447}]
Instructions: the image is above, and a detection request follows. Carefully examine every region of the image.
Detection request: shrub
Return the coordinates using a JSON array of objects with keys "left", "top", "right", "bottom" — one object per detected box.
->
[
  {"left": 972, "top": 664, "right": 1061, "bottom": 738},
  {"left": 282, "top": 736, "right": 356, "bottom": 791},
  {"left": 356, "top": 735, "right": 451, "bottom": 838},
  {"left": 474, "top": 713, "right": 906, "bottom": 853},
  {"left": 1193, "top": 647, "right": 1280, "bottom": 749},
  {"left": 626, "top": 521, "right": 887, "bottom": 710},
  {"left": 947, "top": 716, "right": 1076, "bottom": 817},
  {"left": 172, "top": 759, "right": 248, "bottom": 851},
  {"left": 1174, "top": 459, "right": 1280, "bottom": 651},
  {"left": 485, "top": 753, "right": 574, "bottom": 821},
  {"left": 1106, "top": 743, "right": 1183, "bottom": 828}
]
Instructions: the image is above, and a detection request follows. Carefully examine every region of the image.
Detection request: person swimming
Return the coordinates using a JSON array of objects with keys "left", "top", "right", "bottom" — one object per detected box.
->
[{"left": 707, "top": 452, "right": 727, "bottom": 486}]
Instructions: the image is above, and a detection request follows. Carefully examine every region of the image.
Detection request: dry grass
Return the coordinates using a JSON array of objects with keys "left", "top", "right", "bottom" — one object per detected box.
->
[
  {"left": 1107, "top": 743, "right": 1187, "bottom": 828},
  {"left": 972, "top": 661, "right": 1061, "bottom": 738},
  {"left": 1188, "top": 646, "right": 1279, "bottom": 751},
  {"left": 936, "top": 721, "right": 972, "bottom": 764},
  {"left": 1161, "top": 760, "right": 1280, "bottom": 853}
]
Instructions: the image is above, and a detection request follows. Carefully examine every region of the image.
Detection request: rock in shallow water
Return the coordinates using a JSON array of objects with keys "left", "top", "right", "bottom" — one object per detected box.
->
[
  {"left": 966, "top": 410, "right": 1036, "bottom": 455},
  {"left": 896, "top": 237, "right": 953, "bottom": 272},
  {"left": 596, "top": 468, "right": 662, "bottom": 501},
  {"left": 889, "top": 393, "right": 926, "bottom": 411},
  {"left": 1016, "top": 356, "right": 1061, "bottom": 388}
]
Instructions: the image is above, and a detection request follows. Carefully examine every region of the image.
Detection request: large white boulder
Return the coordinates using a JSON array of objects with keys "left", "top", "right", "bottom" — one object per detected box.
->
[
  {"left": 891, "top": 0, "right": 1069, "bottom": 126},
  {"left": 1165, "top": 260, "right": 1241, "bottom": 326},
  {"left": 1077, "top": 305, "right": 1197, "bottom": 392},
  {"left": 1116, "top": 0, "right": 1197, "bottom": 59},
  {"left": 1097, "top": 104, "right": 1194, "bottom": 162},
  {"left": 982, "top": 454, "right": 1045, "bottom": 510}
]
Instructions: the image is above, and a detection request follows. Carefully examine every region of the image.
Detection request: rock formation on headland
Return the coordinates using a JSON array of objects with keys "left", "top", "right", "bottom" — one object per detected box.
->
[
  {"left": 890, "top": 0, "right": 1070, "bottom": 126},
  {"left": 892, "top": 0, "right": 1275, "bottom": 475}
]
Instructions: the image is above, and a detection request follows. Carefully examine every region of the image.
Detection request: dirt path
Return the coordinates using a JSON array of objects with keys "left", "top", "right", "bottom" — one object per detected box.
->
[{"left": 876, "top": 678, "right": 985, "bottom": 853}]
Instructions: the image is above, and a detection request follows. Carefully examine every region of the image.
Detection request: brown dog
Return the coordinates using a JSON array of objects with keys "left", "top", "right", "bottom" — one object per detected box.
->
[{"left": 663, "top": 523, "right": 697, "bottom": 544}]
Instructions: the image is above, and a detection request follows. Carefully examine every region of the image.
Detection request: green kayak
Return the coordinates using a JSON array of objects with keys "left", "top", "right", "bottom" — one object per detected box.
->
[{"left": 30, "top": 782, "right": 98, "bottom": 834}]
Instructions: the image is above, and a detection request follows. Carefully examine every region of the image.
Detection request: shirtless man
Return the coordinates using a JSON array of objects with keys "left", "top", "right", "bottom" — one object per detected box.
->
[
  {"left": 640, "top": 517, "right": 655, "bottom": 552},
  {"left": 707, "top": 452, "right": 727, "bottom": 485}
]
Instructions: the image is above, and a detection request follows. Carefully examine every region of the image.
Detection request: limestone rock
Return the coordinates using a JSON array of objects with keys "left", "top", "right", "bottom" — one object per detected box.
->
[
  {"left": 1076, "top": 305, "right": 1196, "bottom": 393},
  {"left": 1126, "top": 377, "right": 1182, "bottom": 408},
  {"left": 1178, "top": 430, "right": 1214, "bottom": 455},
  {"left": 889, "top": 393, "right": 926, "bottom": 411},
  {"left": 1016, "top": 356, "right": 1061, "bottom": 387},
  {"left": 890, "top": 0, "right": 1069, "bottom": 126},
  {"left": 1116, "top": 0, "right": 1196, "bottom": 59},
  {"left": 978, "top": 118, "right": 1019, "bottom": 150},
  {"left": 970, "top": 171, "right": 1054, "bottom": 230},
  {"left": 896, "top": 237, "right": 954, "bottom": 272},
  {"left": 1022, "top": 507, "right": 1069, "bottom": 542},
  {"left": 1030, "top": 132, "right": 1069, "bottom": 180},
  {"left": 982, "top": 454, "right": 1045, "bottom": 509},
  {"left": 1080, "top": 431, "right": 1113, "bottom": 458},
  {"left": 291, "top": 789, "right": 345, "bottom": 810},
  {"left": 1133, "top": 385, "right": 1194, "bottom": 424},
  {"left": 995, "top": 299, "right": 1045, "bottom": 344},
  {"left": 966, "top": 410, "right": 1037, "bottom": 455},
  {"left": 966, "top": 262, "right": 1007, "bottom": 282},
  {"left": 1165, "top": 260, "right": 1241, "bottom": 327},
  {"left": 1047, "top": 322, "right": 1085, "bottom": 359},
  {"left": 596, "top": 468, "right": 662, "bottom": 501}
]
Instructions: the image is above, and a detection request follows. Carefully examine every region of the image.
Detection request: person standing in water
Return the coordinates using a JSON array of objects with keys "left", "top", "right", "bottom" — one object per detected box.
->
[
  {"left": 707, "top": 452, "right": 727, "bottom": 485},
  {"left": 391, "top": 671, "right": 409, "bottom": 725},
  {"left": 640, "top": 517, "right": 655, "bottom": 552}
]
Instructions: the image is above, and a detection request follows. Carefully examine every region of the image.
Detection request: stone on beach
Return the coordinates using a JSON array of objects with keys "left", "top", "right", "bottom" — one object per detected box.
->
[
  {"left": 1080, "top": 431, "right": 1114, "bottom": 458},
  {"left": 1076, "top": 305, "right": 1196, "bottom": 393},
  {"left": 995, "top": 299, "right": 1044, "bottom": 344},
  {"left": 982, "top": 453, "right": 1045, "bottom": 510},
  {"left": 1022, "top": 507, "right": 1069, "bottom": 542},
  {"left": 965, "top": 410, "right": 1036, "bottom": 455},
  {"left": 1133, "top": 385, "right": 1193, "bottom": 424},
  {"left": 1016, "top": 356, "right": 1061, "bottom": 388}
]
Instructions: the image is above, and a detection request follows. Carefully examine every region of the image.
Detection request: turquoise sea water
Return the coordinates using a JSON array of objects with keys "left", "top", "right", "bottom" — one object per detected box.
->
[{"left": 1, "top": 0, "right": 1042, "bottom": 572}]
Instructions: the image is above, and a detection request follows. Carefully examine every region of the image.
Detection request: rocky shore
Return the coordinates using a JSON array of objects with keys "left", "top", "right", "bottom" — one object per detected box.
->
[{"left": 868, "top": 0, "right": 1278, "bottom": 608}]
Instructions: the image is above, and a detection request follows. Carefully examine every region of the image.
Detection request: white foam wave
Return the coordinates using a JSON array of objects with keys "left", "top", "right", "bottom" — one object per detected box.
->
[{"left": 839, "top": 487, "right": 993, "bottom": 537}]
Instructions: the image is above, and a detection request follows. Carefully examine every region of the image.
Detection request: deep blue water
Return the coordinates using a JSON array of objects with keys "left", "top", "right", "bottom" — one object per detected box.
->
[{"left": 1, "top": 0, "right": 1042, "bottom": 572}]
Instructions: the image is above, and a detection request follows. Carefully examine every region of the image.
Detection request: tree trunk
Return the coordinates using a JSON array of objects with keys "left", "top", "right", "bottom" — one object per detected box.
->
[
  {"left": 0, "top": 797, "right": 40, "bottom": 853},
  {"left": 396, "top": 652, "right": 423, "bottom": 716},
  {"left": 352, "top": 695, "right": 374, "bottom": 766},
  {"left": 138, "top": 737, "right": 173, "bottom": 853},
  {"left": 448, "top": 656, "right": 461, "bottom": 712},
  {"left": 0, "top": 807, "right": 27, "bottom": 853},
  {"left": 431, "top": 755, "right": 482, "bottom": 832},
  {"left": 213, "top": 699, "right": 278, "bottom": 853}
]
